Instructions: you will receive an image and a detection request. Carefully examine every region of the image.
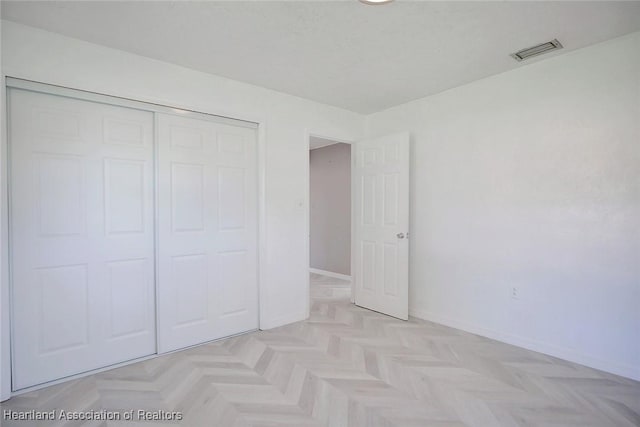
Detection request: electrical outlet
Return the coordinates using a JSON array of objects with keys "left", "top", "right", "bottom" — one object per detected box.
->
[{"left": 511, "top": 286, "right": 519, "bottom": 300}]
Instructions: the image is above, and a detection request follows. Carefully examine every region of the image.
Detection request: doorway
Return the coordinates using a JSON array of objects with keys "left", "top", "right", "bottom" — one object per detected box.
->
[{"left": 308, "top": 136, "right": 353, "bottom": 308}]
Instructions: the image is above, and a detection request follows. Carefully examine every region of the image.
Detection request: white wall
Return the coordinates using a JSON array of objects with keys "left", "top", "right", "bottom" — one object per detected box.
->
[
  {"left": 0, "top": 20, "right": 364, "bottom": 399},
  {"left": 310, "top": 143, "right": 351, "bottom": 276},
  {"left": 365, "top": 32, "right": 640, "bottom": 380}
]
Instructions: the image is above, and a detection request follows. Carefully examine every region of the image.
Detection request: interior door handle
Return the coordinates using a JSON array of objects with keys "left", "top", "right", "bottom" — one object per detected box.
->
[{"left": 396, "top": 233, "right": 405, "bottom": 239}]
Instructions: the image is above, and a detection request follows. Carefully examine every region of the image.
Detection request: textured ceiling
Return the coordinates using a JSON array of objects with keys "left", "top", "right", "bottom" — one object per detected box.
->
[{"left": 3, "top": 1, "right": 640, "bottom": 113}]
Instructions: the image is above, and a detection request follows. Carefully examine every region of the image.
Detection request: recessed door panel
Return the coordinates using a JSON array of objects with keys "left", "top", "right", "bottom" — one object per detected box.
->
[
  {"left": 383, "top": 173, "right": 399, "bottom": 226},
  {"left": 37, "top": 154, "right": 85, "bottom": 237},
  {"left": 172, "top": 254, "right": 209, "bottom": 326},
  {"left": 219, "top": 167, "right": 245, "bottom": 230},
  {"left": 104, "top": 159, "right": 145, "bottom": 235},
  {"left": 38, "top": 264, "right": 89, "bottom": 354},
  {"left": 170, "top": 125, "right": 206, "bottom": 150},
  {"left": 362, "top": 175, "right": 376, "bottom": 226},
  {"left": 107, "top": 259, "right": 150, "bottom": 339},
  {"left": 219, "top": 250, "right": 249, "bottom": 316},
  {"left": 218, "top": 133, "right": 245, "bottom": 156},
  {"left": 362, "top": 241, "right": 376, "bottom": 291},
  {"left": 33, "top": 107, "right": 83, "bottom": 142},
  {"left": 383, "top": 244, "right": 398, "bottom": 297},
  {"left": 171, "top": 163, "right": 205, "bottom": 232},
  {"left": 104, "top": 117, "right": 146, "bottom": 146}
]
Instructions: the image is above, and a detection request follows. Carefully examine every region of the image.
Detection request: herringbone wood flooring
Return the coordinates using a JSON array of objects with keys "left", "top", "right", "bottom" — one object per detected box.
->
[{"left": 1, "top": 274, "right": 638, "bottom": 426}]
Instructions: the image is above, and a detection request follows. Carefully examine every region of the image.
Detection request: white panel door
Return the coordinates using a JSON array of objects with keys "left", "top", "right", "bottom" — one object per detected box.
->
[
  {"left": 9, "top": 89, "right": 156, "bottom": 390},
  {"left": 157, "top": 113, "right": 258, "bottom": 353},
  {"left": 354, "top": 132, "right": 410, "bottom": 320}
]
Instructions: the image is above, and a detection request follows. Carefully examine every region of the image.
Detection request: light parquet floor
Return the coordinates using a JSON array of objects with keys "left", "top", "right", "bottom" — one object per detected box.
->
[{"left": 1, "top": 274, "right": 639, "bottom": 426}]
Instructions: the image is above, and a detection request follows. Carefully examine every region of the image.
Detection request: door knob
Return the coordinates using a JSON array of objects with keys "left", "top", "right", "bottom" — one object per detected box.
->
[{"left": 396, "top": 232, "right": 405, "bottom": 239}]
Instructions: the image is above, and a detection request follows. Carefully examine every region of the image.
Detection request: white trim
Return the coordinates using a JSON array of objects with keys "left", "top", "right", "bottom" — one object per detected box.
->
[
  {"left": 309, "top": 141, "right": 339, "bottom": 151},
  {"left": 257, "top": 118, "right": 268, "bottom": 331},
  {"left": 1, "top": 78, "right": 268, "bottom": 397},
  {"left": 152, "top": 112, "right": 161, "bottom": 354},
  {"left": 409, "top": 307, "right": 640, "bottom": 381},
  {"left": 309, "top": 268, "right": 352, "bottom": 282},
  {"left": 6, "top": 77, "right": 258, "bottom": 129},
  {"left": 1, "top": 75, "right": 11, "bottom": 401},
  {"left": 349, "top": 144, "right": 356, "bottom": 304},
  {"left": 305, "top": 131, "right": 356, "bottom": 319},
  {"left": 261, "top": 309, "right": 308, "bottom": 331}
]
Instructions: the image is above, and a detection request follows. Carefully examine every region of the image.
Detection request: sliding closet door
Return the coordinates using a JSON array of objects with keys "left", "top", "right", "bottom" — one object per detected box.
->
[
  {"left": 10, "top": 89, "right": 156, "bottom": 390},
  {"left": 157, "top": 113, "right": 258, "bottom": 353}
]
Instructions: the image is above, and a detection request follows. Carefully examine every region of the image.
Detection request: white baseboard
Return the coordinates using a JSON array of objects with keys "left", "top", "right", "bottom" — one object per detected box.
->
[
  {"left": 260, "top": 309, "right": 307, "bottom": 330},
  {"left": 409, "top": 306, "right": 640, "bottom": 381},
  {"left": 309, "top": 268, "right": 352, "bottom": 282}
]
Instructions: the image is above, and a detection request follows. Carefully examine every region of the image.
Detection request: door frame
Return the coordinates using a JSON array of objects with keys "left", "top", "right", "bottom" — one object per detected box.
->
[
  {"left": 0, "top": 77, "right": 268, "bottom": 399},
  {"left": 305, "top": 131, "right": 356, "bottom": 317}
]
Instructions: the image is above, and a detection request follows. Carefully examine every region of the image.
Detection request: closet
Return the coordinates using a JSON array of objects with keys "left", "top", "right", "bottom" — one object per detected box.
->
[
  {"left": 157, "top": 113, "right": 258, "bottom": 353},
  {"left": 7, "top": 80, "right": 258, "bottom": 390}
]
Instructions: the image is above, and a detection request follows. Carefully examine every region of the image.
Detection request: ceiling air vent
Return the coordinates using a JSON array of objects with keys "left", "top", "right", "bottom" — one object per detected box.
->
[{"left": 511, "top": 39, "right": 563, "bottom": 61}]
